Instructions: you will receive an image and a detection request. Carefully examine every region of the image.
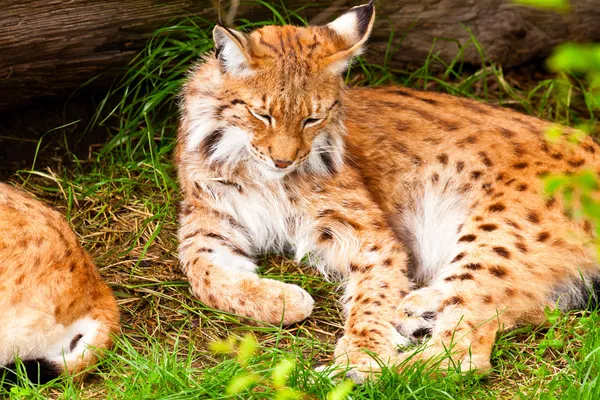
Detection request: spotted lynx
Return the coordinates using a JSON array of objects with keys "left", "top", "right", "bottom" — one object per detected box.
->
[
  {"left": 0, "top": 183, "right": 120, "bottom": 383},
  {"left": 176, "top": 2, "right": 600, "bottom": 380}
]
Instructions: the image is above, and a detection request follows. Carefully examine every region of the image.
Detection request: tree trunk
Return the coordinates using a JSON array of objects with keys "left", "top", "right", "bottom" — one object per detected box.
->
[{"left": 1, "top": 0, "right": 599, "bottom": 112}]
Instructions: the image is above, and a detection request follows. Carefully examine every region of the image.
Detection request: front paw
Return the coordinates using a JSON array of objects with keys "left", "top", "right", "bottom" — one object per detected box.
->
[
  {"left": 262, "top": 279, "right": 315, "bottom": 325},
  {"left": 393, "top": 288, "right": 441, "bottom": 343},
  {"left": 324, "top": 323, "right": 410, "bottom": 383}
]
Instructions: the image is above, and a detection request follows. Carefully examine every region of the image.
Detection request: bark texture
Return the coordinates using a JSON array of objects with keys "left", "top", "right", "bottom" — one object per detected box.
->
[{"left": 1, "top": 0, "right": 599, "bottom": 111}]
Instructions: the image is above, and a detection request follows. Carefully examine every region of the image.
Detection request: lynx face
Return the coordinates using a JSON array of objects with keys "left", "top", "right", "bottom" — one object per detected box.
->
[{"left": 182, "top": 5, "right": 376, "bottom": 179}]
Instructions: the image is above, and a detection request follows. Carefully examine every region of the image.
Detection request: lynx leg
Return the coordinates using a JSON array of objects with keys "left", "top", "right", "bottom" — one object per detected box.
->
[{"left": 179, "top": 203, "right": 314, "bottom": 325}]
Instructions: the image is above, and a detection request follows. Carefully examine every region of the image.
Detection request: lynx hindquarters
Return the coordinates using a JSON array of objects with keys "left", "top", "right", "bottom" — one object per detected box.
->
[
  {"left": 0, "top": 183, "right": 120, "bottom": 383},
  {"left": 343, "top": 87, "right": 600, "bottom": 373}
]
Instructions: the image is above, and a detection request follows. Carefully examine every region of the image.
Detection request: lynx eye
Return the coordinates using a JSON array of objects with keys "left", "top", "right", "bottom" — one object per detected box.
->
[
  {"left": 249, "top": 109, "right": 273, "bottom": 126},
  {"left": 302, "top": 117, "right": 323, "bottom": 129}
]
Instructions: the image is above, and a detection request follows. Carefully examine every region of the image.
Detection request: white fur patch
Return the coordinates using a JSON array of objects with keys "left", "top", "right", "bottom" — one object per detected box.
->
[
  {"left": 327, "top": 12, "right": 360, "bottom": 44},
  {"left": 214, "top": 28, "right": 253, "bottom": 77},
  {"left": 305, "top": 131, "right": 345, "bottom": 176},
  {"left": 397, "top": 172, "right": 469, "bottom": 284},
  {"left": 0, "top": 314, "right": 102, "bottom": 367},
  {"left": 208, "top": 126, "right": 250, "bottom": 165},
  {"left": 186, "top": 107, "right": 220, "bottom": 152},
  {"left": 46, "top": 317, "right": 101, "bottom": 365}
]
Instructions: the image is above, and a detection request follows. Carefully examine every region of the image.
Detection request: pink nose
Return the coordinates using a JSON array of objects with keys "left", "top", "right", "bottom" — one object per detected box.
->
[{"left": 273, "top": 159, "right": 293, "bottom": 169}]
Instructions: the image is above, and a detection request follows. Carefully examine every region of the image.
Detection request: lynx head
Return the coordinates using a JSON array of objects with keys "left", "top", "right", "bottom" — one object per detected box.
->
[{"left": 182, "top": 1, "right": 375, "bottom": 179}]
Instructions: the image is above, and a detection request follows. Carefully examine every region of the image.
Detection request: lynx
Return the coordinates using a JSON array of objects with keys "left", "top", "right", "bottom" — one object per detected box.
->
[
  {"left": 176, "top": 1, "right": 600, "bottom": 380},
  {"left": 0, "top": 183, "right": 120, "bottom": 383}
]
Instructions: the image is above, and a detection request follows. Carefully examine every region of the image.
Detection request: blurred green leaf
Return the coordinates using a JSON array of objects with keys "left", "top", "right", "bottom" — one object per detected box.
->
[
  {"left": 272, "top": 359, "right": 295, "bottom": 389},
  {"left": 238, "top": 335, "right": 258, "bottom": 366},
  {"left": 274, "top": 387, "right": 303, "bottom": 400},
  {"left": 225, "top": 373, "right": 259, "bottom": 395},
  {"left": 209, "top": 338, "right": 235, "bottom": 355},
  {"left": 543, "top": 175, "right": 569, "bottom": 196},
  {"left": 545, "top": 125, "right": 563, "bottom": 142},
  {"left": 548, "top": 43, "right": 600, "bottom": 73},
  {"left": 327, "top": 379, "right": 354, "bottom": 400},
  {"left": 513, "top": 0, "right": 569, "bottom": 12}
]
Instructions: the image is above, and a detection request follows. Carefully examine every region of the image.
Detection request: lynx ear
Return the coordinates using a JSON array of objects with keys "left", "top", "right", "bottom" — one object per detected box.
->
[
  {"left": 325, "top": 1, "right": 376, "bottom": 74},
  {"left": 213, "top": 25, "right": 253, "bottom": 76}
]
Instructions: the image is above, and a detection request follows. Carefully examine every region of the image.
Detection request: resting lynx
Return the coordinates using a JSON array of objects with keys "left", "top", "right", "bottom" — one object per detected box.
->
[
  {"left": 176, "top": 2, "right": 600, "bottom": 380},
  {"left": 0, "top": 183, "right": 119, "bottom": 383}
]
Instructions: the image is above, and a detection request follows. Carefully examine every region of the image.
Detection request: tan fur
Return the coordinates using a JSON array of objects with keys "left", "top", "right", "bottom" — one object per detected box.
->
[
  {"left": 0, "top": 183, "right": 120, "bottom": 379},
  {"left": 176, "top": 2, "right": 600, "bottom": 380}
]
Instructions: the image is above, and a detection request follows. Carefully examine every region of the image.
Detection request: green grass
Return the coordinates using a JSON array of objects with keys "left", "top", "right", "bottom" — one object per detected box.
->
[{"left": 2, "top": 2, "right": 600, "bottom": 399}]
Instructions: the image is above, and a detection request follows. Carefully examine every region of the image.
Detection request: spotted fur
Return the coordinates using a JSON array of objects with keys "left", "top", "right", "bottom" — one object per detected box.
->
[
  {"left": 176, "top": 1, "right": 600, "bottom": 380},
  {"left": 0, "top": 183, "right": 120, "bottom": 383}
]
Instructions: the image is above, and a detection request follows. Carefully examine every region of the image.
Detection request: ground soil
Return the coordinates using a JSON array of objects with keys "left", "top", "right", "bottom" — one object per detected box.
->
[{"left": 0, "top": 93, "right": 110, "bottom": 181}]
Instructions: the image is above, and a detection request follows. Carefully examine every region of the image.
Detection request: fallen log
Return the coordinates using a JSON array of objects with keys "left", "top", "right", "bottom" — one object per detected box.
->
[{"left": 1, "top": 0, "right": 599, "bottom": 112}]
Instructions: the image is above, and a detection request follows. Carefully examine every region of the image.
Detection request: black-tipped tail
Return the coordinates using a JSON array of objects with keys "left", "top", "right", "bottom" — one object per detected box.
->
[{"left": 1, "top": 359, "right": 61, "bottom": 386}]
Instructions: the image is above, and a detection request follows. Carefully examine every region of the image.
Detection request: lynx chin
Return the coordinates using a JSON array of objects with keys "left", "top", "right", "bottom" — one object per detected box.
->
[
  {"left": 176, "top": 1, "right": 600, "bottom": 381},
  {"left": 0, "top": 183, "right": 119, "bottom": 384}
]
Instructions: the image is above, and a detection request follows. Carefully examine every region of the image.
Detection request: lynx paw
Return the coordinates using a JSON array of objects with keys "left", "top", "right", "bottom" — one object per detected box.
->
[
  {"left": 393, "top": 287, "right": 442, "bottom": 343},
  {"left": 319, "top": 322, "right": 410, "bottom": 383},
  {"left": 264, "top": 279, "right": 314, "bottom": 325}
]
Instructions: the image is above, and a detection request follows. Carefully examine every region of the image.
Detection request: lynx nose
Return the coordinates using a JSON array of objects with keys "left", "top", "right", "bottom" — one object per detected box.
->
[{"left": 273, "top": 159, "right": 294, "bottom": 169}]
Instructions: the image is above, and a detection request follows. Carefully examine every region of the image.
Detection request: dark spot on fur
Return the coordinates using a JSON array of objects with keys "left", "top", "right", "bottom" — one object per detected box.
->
[
  {"left": 489, "top": 265, "right": 507, "bottom": 278},
  {"left": 458, "top": 234, "right": 477, "bottom": 242},
  {"left": 456, "top": 161, "right": 465, "bottom": 172},
  {"left": 478, "top": 151, "right": 493, "bottom": 167},
  {"left": 471, "top": 171, "right": 482, "bottom": 180},
  {"left": 537, "top": 232, "right": 550, "bottom": 242},
  {"left": 488, "top": 203, "right": 506, "bottom": 212},
  {"left": 464, "top": 263, "right": 483, "bottom": 270},
  {"left": 517, "top": 183, "right": 528, "bottom": 191},
  {"left": 479, "top": 224, "right": 498, "bottom": 232},
  {"left": 451, "top": 253, "right": 465, "bottom": 263},
  {"left": 440, "top": 296, "right": 464, "bottom": 310},
  {"left": 513, "top": 162, "right": 528, "bottom": 170},
  {"left": 513, "top": 143, "right": 526, "bottom": 156},
  {"left": 458, "top": 272, "right": 474, "bottom": 280},
  {"left": 527, "top": 211, "right": 541, "bottom": 224},
  {"left": 482, "top": 182, "right": 494, "bottom": 195},
  {"left": 506, "top": 219, "right": 521, "bottom": 229},
  {"left": 515, "top": 242, "right": 528, "bottom": 253},
  {"left": 568, "top": 159, "right": 585, "bottom": 167},
  {"left": 500, "top": 128, "right": 515, "bottom": 138},
  {"left": 437, "top": 153, "right": 449, "bottom": 165},
  {"left": 492, "top": 246, "right": 511, "bottom": 259},
  {"left": 582, "top": 143, "right": 596, "bottom": 154}
]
